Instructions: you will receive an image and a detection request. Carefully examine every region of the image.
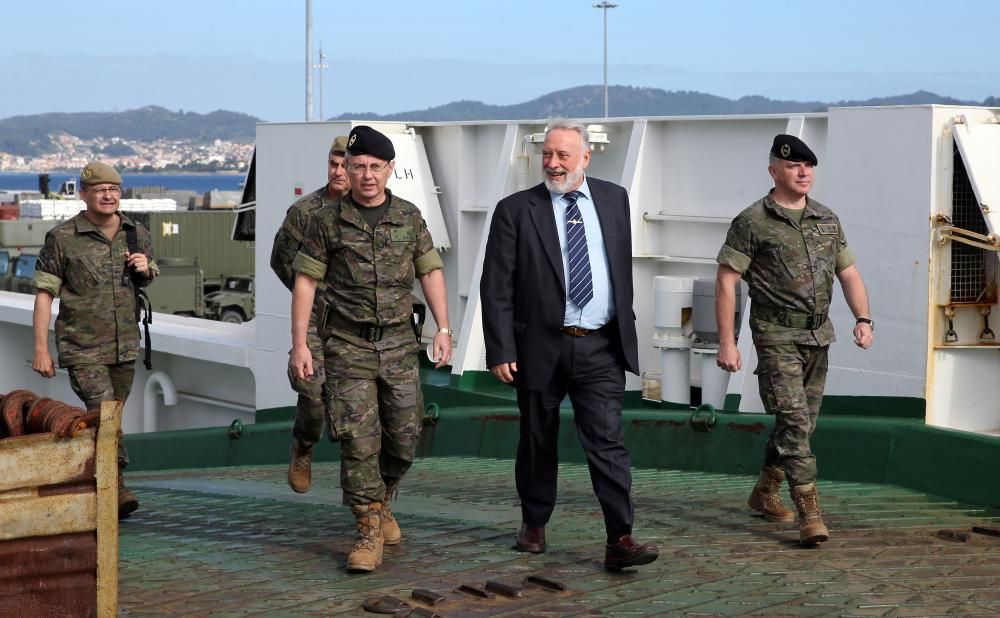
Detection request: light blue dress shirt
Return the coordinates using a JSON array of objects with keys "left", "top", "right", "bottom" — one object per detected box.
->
[{"left": 550, "top": 177, "right": 615, "bottom": 329}]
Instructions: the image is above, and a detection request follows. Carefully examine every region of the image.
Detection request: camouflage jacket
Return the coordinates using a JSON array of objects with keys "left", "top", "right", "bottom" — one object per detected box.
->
[
  {"left": 34, "top": 212, "right": 158, "bottom": 366},
  {"left": 717, "top": 192, "right": 855, "bottom": 346},
  {"left": 270, "top": 185, "right": 334, "bottom": 291},
  {"left": 292, "top": 190, "right": 442, "bottom": 350}
]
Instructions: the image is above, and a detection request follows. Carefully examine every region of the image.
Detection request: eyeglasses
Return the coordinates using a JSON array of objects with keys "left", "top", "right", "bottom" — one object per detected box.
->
[
  {"left": 87, "top": 186, "right": 122, "bottom": 196},
  {"left": 348, "top": 162, "right": 388, "bottom": 175}
]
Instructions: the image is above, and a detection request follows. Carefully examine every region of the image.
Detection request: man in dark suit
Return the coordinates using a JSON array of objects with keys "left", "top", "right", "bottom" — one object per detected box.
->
[{"left": 480, "top": 118, "right": 658, "bottom": 571}]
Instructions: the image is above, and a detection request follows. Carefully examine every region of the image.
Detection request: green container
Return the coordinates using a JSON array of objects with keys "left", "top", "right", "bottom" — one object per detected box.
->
[{"left": 132, "top": 211, "right": 254, "bottom": 284}]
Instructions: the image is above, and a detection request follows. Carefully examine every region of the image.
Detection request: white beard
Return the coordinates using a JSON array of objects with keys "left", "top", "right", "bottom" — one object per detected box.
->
[{"left": 543, "top": 164, "right": 585, "bottom": 194}]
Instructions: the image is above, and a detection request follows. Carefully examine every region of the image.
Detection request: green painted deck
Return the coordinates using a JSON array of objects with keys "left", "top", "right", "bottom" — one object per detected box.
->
[{"left": 120, "top": 457, "right": 1000, "bottom": 616}]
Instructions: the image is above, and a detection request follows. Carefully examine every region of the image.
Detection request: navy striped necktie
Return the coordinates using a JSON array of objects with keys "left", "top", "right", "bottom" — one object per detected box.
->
[{"left": 564, "top": 190, "right": 593, "bottom": 308}]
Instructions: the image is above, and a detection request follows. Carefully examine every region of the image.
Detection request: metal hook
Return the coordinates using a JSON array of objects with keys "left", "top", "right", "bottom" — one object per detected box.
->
[
  {"left": 689, "top": 404, "right": 717, "bottom": 432},
  {"left": 944, "top": 306, "right": 958, "bottom": 343},
  {"left": 980, "top": 306, "right": 995, "bottom": 341}
]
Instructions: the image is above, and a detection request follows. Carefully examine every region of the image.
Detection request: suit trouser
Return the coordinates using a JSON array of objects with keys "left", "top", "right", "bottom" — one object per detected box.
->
[
  {"left": 67, "top": 361, "right": 135, "bottom": 468},
  {"left": 515, "top": 327, "right": 634, "bottom": 543}
]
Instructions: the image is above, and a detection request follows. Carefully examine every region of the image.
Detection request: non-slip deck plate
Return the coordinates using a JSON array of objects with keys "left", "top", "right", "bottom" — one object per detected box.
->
[{"left": 119, "top": 457, "right": 1000, "bottom": 616}]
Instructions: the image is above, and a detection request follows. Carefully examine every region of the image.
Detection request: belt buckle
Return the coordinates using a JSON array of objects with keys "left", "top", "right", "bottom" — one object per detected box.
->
[
  {"left": 805, "top": 314, "right": 818, "bottom": 330},
  {"left": 361, "top": 325, "right": 384, "bottom": 342}
]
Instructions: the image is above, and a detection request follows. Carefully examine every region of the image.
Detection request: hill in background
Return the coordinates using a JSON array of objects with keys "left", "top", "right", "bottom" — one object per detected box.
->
[
  {"left": 2, "top": 88, "right": 997, "bottom": 157},
  {"left": 0, "top": 106, "right": 259, "bottom": 157},
  {"left": 334, "top": 85, "right": 999, "bottom": 122}
]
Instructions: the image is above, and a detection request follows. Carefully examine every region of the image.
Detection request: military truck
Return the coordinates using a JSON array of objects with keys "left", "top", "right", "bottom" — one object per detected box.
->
[
  {"left": 7, "top": 252, "right": 39, "bottom": 294},
  {"left": 0, "top": 220, "right": 203, "bottom": 315},
  {"left": 204, "top": 275, "right": 254, "bottom": 323},
  {"left": 0, "top": 249, "right": 39, "bottom": 294},
  {"left": 0, "top": 220, "right": 52, "bottom": 295},
  {"left": 152, "top": 257, "right": 205, "bottom": 317},
  {"left": 0, "top": 249, "right": 8, "bottom": 286},
  {"left": 0, "top": 250, "right": 205, "bottom": 315},
  {"left": 0, "top": 215, "right": 252, "bottom": 322}
]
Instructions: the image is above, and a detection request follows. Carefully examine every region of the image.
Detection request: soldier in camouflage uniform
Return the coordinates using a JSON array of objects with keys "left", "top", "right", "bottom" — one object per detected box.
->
[
  {"left": 32, "top": 161, "right": 158, "bottom": 520},
  {"left": 715, "top": 135, "right": 873, "bottom": 545},
  {"left": 290, "top": 126, "right": 452, "bottom": 572},
  {"left": 271, "top": 135, "right": 350, "bottom": 494}
]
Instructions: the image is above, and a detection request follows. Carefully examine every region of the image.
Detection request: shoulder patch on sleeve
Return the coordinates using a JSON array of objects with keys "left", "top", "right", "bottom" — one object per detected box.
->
[
  {"left": 414, "top": 248, "right": 443, "bottom": 276},
  {"left": 33, "top": 270, "right": 62, "bottom": 296}
]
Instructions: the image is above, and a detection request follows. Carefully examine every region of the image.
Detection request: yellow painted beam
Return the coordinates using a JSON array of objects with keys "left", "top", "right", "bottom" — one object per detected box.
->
[
  {"left": 96, "top": 400, "right": 121, "bottom": 618},
  {"left": 0, "top": 492, "right": 95, "bottom": 540}
]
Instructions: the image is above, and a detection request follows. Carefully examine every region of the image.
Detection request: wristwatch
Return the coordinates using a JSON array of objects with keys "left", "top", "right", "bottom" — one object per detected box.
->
[
  {"left": 438, "top": 328, "right": 454, "bottom": 336},
  {"left": 856, "top": 317, "right": 874, "bottom": 330}
]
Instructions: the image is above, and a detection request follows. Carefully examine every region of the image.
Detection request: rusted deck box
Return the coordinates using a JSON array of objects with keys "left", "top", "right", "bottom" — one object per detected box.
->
[{"left": 0, "top": 401, "right": 121, "bottom": 617}]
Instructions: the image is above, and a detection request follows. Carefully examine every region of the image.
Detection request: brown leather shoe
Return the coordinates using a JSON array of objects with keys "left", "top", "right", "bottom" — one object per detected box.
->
[
  {"left": 604, "top": 535, "right": 658, "bottom": 571},
  {"left": 515, "top": 524, "right": 545, "bottom": 553}
]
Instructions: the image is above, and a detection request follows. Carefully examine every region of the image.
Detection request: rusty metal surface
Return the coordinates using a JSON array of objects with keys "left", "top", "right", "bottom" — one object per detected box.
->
[
  {"left": 0, "top": 431, "right": 98, "bottom": 616},
  {"left": 0, "top": 532, "right": 97, "bottom": 617},
  {"left": 119, "top": 458, "right": 1000, "bottom": 616},
  {"left": 0, "top": 428, "right": 96, "bottom": 492},
  {"left": 0, "top": 402, "right": 120, "bottom": 616}
]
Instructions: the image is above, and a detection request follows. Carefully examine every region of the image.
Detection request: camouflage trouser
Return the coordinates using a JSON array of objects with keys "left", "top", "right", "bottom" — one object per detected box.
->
[
  {"left": 67, "top": 361, "right": 136, "bottom": 468},
  {"left": 754, "top": 343, "right": 829, "bottom": 486},
  {"left": 324, "top": 335, "right": 423, "bottom": 506},
  {"left": 287, "top": 311, "right": 328, "bottom": 447}
]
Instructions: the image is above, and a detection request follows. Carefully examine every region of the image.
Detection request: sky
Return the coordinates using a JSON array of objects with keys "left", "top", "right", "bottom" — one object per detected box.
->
[{"left": 2, "top": 0, "right": 998, "bottom": 122}]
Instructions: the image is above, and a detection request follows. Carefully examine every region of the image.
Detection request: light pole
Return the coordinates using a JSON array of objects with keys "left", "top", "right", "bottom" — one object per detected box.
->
[
  {"left": 305, "top": 0, "right": 313, "bottom": 121},
  {"left": 313, "top": 43, "right": 329, "bottom": 120},
  {"left": 592, "top": 1, "right": 617, "bottom": 118}
]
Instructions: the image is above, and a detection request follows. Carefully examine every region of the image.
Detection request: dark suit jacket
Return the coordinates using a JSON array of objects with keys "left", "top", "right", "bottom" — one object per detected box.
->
[{"left": 480, "top": 178, "right": 639, "bottom": 391}]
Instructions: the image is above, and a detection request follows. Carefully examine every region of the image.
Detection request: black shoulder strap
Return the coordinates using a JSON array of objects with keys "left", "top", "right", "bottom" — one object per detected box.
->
[
  {"left": 137, "top": 288, "right": 153, "bottom": 371},
  {"left": 125, "top": 223, "right": 140, "bottom": 254},
  {"left": 124, "top": 222, "right": 153, "bottom": 370}
]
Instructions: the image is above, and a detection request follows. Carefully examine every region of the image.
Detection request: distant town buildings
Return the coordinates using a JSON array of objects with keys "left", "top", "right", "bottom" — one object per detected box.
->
[{"left": 0, "top": 135, "right": 253, "bottom": 172}]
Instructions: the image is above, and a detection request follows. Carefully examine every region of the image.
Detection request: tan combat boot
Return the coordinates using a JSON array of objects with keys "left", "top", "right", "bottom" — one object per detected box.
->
[
  {"left": 287, "top": 440, "right": 313, "bottom": 493},
  {"left": 118, "top": 469, "right": 139, "bottom": 520},
  {"left": 381, "top": 479, "right": 402, "bottom": 546},
  {"left": 790, "top": 483, "right": 829, "bottom": 545},
  {"left": 346, "top": 502, "right": 384, "bottom": 572},
  {"left": 747, "top": 465, "right": 795, "bottom": 523}
]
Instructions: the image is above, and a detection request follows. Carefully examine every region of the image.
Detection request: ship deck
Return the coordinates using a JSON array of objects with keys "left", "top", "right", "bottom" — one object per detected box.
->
[{"left": 120, "top": 457, "right": 1000, "bottom": 616}]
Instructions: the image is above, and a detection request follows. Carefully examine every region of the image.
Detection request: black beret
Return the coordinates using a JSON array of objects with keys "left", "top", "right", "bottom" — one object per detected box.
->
[
  {"left": 770, "top": 134, "right": 818, "bottom": 166},
  {"left": 347, "top": 126, "right": 395, "bottom": 161}
]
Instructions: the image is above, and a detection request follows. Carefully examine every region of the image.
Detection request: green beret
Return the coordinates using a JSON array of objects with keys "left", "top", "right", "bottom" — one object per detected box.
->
[
  {"left": 770, "top": 134, "right": 818, "bottom": 166},
  {"left": 80, "top": 161, "right": 122, "bottom": 187},
  {"left": 347, "top": 125, "right": 395, "bottom": 161},
  {"left": 329, "top": 135, "right": 349, "bottom": 156}
]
